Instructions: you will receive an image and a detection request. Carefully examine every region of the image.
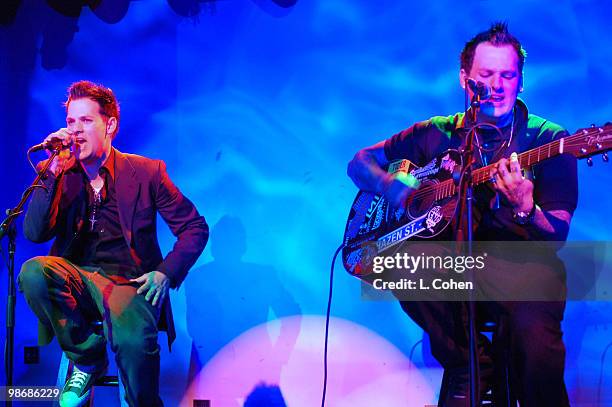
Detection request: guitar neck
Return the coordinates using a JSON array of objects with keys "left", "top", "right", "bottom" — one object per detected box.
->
[
  {"left": 471, "top": 137, "right": 566, "bottom": 185},
  {"left": 432, "top": 124, "right": 612, "bottom": 200}
]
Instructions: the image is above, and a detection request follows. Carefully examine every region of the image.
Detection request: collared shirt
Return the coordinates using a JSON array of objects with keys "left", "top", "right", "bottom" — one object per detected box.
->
[{"left": 66, "top": 149, "right": 140, "bottom": 277}]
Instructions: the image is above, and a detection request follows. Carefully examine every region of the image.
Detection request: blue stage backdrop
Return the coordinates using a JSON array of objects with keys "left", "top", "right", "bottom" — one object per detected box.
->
[{"left": 1, "top": 1, "right": 611, "bottom": 405}]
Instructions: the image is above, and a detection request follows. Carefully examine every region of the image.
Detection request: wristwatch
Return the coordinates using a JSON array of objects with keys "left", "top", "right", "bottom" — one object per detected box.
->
[{"left": 513, "top": 204, "right": 537, "bottom": 225}]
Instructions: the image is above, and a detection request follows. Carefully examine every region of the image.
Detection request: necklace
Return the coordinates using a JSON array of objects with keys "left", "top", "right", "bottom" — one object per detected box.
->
[
  {"left": 474, "top": 107, "right": 515, "bottom": 166},
  {"left": 89, "top": 183, "right": 103, "bottom": 232}
]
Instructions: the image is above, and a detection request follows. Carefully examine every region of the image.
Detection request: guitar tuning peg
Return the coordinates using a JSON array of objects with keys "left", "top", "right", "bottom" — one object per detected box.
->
[
  {"left": 603, "top": 153, "right": 609, "bottom": 163},
  {"left": 591, "top": 123, "right": 596, "bottom": 128},
  {"left": 581, "top": 148, "right": 588, "bottom": 154},
  {"left": 587, "top": 157, "right": 593, "bottom": 167}
]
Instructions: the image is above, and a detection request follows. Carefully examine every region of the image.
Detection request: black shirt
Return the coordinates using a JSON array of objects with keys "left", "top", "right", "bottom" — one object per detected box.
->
[{"left": 67, "top": 150, "right": 140, "bottom": 277}]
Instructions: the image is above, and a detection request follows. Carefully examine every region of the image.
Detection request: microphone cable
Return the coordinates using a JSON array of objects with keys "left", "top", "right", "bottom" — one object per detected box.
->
[
  {"left": 321, "top": 243, "right": 345, "bottom": 407},
  {"left": 597, "top": 339, "right": 612, "bottom": 406}
]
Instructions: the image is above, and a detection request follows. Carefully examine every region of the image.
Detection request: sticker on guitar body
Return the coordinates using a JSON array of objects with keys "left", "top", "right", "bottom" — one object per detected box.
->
[
  {"left": 359, "top": 195, "right": 384, "bottom": 234},
  {"left": 377, "top": 214, "right": 427, "bottom": 251},
  {"left": 409, "top": 160, "right": 439, "bottom": 178},
  {"left": 376, "top": 205, "right": 445, "bottom": 252}
]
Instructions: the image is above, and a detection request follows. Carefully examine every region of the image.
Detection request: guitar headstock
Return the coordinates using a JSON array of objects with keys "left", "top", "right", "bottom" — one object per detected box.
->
[{"left": 565, "top": 123, "right": 612, "bottom": 164}]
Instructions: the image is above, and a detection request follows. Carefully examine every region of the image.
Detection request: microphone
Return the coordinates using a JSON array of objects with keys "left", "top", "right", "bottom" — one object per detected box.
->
[
  {"left": 28, "top": 138, "right": 73, "bottom": 153},
  {"left": 467, "top": 78, "right": 491, "bottom": 100}
]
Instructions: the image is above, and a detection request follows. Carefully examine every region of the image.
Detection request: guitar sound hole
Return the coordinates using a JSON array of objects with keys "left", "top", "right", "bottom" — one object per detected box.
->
[{"left": 408, "top": 180, "right": 437, "bottom": 218}]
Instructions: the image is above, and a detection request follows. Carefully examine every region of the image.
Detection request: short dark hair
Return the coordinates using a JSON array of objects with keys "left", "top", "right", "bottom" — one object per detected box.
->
[
  {"left": 460, "top": 22, "right": 527, "bottom": 75},
  {"left": 65, "top": 80, "right": 120, "bottom": 138}
]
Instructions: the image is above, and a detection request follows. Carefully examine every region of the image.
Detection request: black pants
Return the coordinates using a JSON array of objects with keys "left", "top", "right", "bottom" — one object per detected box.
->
[
  {"left": 18, "top": 256, "right": 163, "bottom": 407},
  {"left": 400, "top": 300, "right": 569, "bottom": 407}
]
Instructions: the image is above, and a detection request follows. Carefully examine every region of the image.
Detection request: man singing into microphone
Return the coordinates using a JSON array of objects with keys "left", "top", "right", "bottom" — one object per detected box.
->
[
  {"left": 347, "top": 23, "right": 577, "bottom": 406},
  {"left": 18, "top": 80, "right": 209, "bottom": 407}
]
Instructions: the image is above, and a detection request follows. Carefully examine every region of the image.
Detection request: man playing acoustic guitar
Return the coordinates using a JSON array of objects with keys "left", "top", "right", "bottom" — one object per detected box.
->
[{"left": 347, "top": 23, "right": 577, "bottom": 406}]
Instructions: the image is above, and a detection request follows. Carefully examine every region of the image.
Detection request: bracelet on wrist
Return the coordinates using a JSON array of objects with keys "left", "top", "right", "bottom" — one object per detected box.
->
[{"left": 513, "top": 203, "right": 537, "bottom": 225}]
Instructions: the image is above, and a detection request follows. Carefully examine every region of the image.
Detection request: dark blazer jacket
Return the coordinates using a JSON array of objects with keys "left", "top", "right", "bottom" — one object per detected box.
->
[{"left": 23, "top": 148, "right": 209, "bottom": 347}]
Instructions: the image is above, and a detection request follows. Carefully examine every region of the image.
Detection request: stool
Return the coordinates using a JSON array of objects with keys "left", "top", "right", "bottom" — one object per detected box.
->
[
  {"left": 480, "top": 319, "right": 517, "bottom": 407},
  {"left": 54, "top": 321, "right": 127, "bottom": 407},
  {"left": 437, "top": 318, "right": 517, "bottom": 406}
]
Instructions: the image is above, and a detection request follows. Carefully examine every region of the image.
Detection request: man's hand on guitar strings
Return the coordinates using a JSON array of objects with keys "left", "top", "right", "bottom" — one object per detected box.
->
[
  {"left": 377, "top": 172, "right": 420, "bottom": 209},
  {"left": 490, "top": 152, "right": 534, "bottom": 213}
]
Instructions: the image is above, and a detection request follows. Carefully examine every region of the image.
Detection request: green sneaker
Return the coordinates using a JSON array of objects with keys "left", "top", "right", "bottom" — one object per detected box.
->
[{"left": 59, "top": 365, "right": 105, "bottom": 407}]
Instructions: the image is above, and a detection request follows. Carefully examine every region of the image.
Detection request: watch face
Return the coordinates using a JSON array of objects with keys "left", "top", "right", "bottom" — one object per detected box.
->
[
  {"left": 515, "top": 213, "right": 529, "bottom": 225},
  {"left": 514, "top": 207, "right": 534, "bottom": 225}
]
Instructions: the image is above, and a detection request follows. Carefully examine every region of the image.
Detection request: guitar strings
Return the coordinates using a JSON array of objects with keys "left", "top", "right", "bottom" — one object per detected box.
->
[
  {"left": 370, "top": 126, "right": 610, "bottom": 253},
  {"left": 401, "top": 125, "right": 609, "bottom": 204}
]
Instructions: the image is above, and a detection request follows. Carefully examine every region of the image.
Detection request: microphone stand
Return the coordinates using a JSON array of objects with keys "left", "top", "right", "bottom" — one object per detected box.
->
[
  {"left": 1, "top": 147, "right": 61, "bottom": 406},
  {"left": 455, "top": 80, "right": 483, "bottom": 407}
]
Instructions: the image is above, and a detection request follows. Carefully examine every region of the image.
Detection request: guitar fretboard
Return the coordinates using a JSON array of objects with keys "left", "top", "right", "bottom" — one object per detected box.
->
[{"left": 413, "top": 125, "right": 611, "bottom": 202}]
